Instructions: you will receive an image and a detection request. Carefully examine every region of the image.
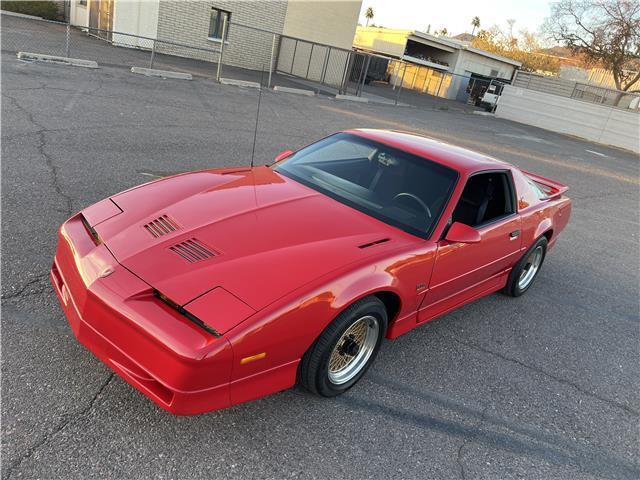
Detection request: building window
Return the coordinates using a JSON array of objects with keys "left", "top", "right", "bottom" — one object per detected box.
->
[
  {"left": 79, "top": 0, "right": 87, "bottom": 5},
  {"left": 208, "top": 7, "right": 230, "bottom": 40}
]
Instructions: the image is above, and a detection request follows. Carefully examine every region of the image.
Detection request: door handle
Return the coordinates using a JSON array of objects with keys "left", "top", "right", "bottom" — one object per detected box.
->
[{"left": 509, "top": 230, "right": 520, "bottom": 239}]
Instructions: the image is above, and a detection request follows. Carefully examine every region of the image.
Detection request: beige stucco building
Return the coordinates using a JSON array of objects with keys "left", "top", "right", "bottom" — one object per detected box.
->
[{"left": 69, "top": 0, "right": 362, "bottom": 70}]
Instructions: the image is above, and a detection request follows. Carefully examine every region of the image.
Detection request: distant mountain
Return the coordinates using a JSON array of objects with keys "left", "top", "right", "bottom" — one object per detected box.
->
[
  {"left": 540, "top": 45, "right": 572, "bottom": 58},
  {"left": 452, "top": 33, "right": 476, "bottom": 42}
]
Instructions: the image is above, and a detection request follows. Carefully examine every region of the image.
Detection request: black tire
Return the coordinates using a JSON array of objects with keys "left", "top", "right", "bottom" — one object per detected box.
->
[
  {"left": 298, "top": 296, "right": 387, "bottom": 397},
  {"left": 505, "top": 236, "right": 548, "bottom": 297}
]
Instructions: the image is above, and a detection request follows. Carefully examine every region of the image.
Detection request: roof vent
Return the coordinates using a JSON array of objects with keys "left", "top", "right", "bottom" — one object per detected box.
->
[
  {"left": 358, "top": 238, "right": 390, "bottom": 249},
  {"left": 144, "top": 215, "right": 180, "bottom": 238},
  {"left": 170, "top": 238, "right": 217, "bottom": 263}
]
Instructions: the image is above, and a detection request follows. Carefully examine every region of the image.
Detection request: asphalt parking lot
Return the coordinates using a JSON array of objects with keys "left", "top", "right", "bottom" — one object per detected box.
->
[{"left": 1, "top": 50, "right": 639, "bottom": 479}]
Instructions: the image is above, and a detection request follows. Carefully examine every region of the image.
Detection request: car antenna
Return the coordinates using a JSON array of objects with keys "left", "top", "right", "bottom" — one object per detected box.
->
[{"left": 250, "top": 65, "right": 265, "bottom": 169}]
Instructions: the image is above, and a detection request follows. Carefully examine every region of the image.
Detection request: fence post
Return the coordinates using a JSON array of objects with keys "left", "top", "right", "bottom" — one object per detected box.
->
[
  {"left": 149, "top": 39, "right": 156, "bottom": 69},
  {"left": 570, "top": 82, "right": 578, "bottom": 99},
  {"left": 340, "top": 51, "right": 353, "bottom": 94},
  {"left": 354, "top": 56, "right": 366, "bottom": 96},
  {"left": 392, "top": 62, "right": 400, "bottom": 90},
  {"left": 268, "top": 33, "right": 276, "bottom": 88},
  {"left": 65, "top": 23, "right": 70, "bottom": 58},
  {"left": 395, "top": 63, "right": 407, "bottom": 105},
  {"left": 320, "top": 47, "right": 330, "bottom": 85},
  {"left": 436, "top": 73, "right": 445, "bottom": 97},
  {"left": 358, "top": 55, "right": 371, "bottom": 97},
  {"left": 410, "top": 66, "right": 418, "bottom": 89},
  {"left": 290, "top": 38, "right": 298, "bottom": 73},
  {"left": 306, "top": 43, "right": 314, "bottom": 80},
  {"left": 216, "top": 16, "right": 228, "bottom": 82}
]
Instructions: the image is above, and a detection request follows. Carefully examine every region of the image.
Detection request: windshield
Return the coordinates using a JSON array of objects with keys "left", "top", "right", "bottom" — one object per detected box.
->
[{"left": 273, "top": 133, "right": 458, "bottom": 238}]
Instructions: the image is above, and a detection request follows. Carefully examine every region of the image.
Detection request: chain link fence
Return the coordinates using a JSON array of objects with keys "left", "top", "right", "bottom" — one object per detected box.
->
[
  {"left": 276, "top": 36, "right": 352, "bottom": 91},
  {"left": 2, "top": 11, "right": 482, "bottom": 110},
  {"left": 1, "top": 12, "right": 223, "bottom": 75}
]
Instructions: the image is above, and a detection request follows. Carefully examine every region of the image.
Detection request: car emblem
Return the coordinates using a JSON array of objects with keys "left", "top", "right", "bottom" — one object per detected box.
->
[{"left": 99, "top": 267, "right": 115, "bottom": 278}]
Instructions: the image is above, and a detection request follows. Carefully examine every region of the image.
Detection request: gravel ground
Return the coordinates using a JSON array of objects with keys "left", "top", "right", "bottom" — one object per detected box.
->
[{"left": 1, "top": 50, "right": 639, "bottom": 480}]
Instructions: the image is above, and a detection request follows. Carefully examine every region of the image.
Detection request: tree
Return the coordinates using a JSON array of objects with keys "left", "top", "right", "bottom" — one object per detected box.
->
[
  {"left": 365, "top": 7, "right": 374, "bottom": 27},
  {"left": 544, "top": 0, "right": 640, "bottom": 92},
  {"left": 436, "top": 27, "right": 449, "bottom": 37},
  {"left": 471, "top": 16, "right": 481, "bottom": 36},
  {"left": 472, "top": 27, "right": 561, "bottom": 74}
]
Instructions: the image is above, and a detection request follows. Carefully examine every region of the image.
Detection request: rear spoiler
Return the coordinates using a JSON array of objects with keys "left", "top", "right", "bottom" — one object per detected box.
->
[{"left": 522, "top": 170, "right": 569, "bottom": 200}]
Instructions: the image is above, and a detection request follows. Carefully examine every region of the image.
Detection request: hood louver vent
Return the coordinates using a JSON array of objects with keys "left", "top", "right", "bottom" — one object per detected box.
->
[
  {"left": 358, "top": 238, "right": 390, "bottom": 249},
  {"left": 169, "top": 238, "right": 217, "bottom": 263},
  {"left": 144, "top": 215, "right": 180, "bottom": 238}
]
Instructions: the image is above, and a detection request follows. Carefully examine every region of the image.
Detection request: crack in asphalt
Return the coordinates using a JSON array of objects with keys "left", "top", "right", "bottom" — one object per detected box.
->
[
  {"left": 1, "top": 274, "right": 49, "bottom": 300},
  {"left": 2, "top": 92, "right": 74, "bottom": 217},
  {"left": 456, "top": 404, "right": 490, "bottom": 480},
  {"left": 438, "top": 330, "right": 639, "bottom": 417},
  {"left": 3, "top": 372, "right": 115, "bottom": 480}
]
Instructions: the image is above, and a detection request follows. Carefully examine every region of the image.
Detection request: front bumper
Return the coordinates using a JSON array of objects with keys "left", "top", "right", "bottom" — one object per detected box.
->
[{"left": 50, "top": 214, "right": 233, "bottom": 415}]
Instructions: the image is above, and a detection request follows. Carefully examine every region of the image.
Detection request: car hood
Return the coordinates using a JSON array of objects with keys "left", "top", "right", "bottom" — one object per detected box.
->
[{"left": 91, "top": 166, "right": 411, "bottom": 310}]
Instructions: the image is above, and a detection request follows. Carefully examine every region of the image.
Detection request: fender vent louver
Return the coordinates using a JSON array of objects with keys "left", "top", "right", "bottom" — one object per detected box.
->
[
  {"left": 144, "top": 215, "right": 180, "bottom": 238},
  {"left": 170, "top": 238, "right": 217, "bottom": 263},
  {"left": 358, "top": 238, "right": 390, "bottom": 249}
]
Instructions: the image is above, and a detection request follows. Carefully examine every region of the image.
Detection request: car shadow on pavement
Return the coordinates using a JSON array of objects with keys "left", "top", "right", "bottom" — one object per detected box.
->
[{"left": 339, "top": 373, "right": 639, "bottom": 480}]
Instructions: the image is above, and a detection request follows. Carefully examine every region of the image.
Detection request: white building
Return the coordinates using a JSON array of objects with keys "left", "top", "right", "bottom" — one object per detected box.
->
[{"left": 353, "top": 27, "right": 522, "bottom": 100}]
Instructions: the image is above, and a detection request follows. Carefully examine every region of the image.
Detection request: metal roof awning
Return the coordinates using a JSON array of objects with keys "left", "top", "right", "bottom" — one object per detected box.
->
[
  {"left": 402, "top": 55, "right": 450, "bottom": 71},
  {"left": 407, "top": 33, "right": 456, "bottom": 53}
]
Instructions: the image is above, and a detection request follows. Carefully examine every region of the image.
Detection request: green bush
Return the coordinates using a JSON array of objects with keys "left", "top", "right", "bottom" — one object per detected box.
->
[{"left": 1, "top": 1, "right": 61, "bottom": 21}]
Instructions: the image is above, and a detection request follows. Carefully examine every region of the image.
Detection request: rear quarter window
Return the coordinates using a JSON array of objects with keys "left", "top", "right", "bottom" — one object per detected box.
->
[{"left": 511, "top": 168, "right": 542, "bottom": 210}]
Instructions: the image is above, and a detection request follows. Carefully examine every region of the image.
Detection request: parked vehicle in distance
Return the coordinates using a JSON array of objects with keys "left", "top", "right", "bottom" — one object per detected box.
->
[
  {"left": 51, "top": 129, "right": 572, "bottom": 415},
  {"left": 480, "top": 80, "right": 507, "bottom": 112}
]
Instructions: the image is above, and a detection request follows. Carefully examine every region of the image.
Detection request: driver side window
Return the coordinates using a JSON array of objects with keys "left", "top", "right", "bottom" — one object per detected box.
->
[{"left": 452, "top": 172, "right": 514, "bottom": 227}]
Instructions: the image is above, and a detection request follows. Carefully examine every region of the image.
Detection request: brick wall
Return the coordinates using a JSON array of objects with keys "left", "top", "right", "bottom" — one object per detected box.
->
[{"left": 156, "top": 0, "right": 287, "bottom": 70}]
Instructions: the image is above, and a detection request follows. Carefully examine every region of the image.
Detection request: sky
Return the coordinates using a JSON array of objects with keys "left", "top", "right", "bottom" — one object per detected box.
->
[{"left": 357, "top": 0, "right": 552, "bottom": 37}]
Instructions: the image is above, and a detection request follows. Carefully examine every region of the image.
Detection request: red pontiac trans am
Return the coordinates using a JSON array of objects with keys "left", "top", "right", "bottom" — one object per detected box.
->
[{"left": 51, "top": 129, "right": 571, "bottom": 415}]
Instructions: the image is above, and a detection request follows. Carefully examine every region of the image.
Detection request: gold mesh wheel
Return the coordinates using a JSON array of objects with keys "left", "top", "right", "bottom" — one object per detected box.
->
[{"left": 328, "top": 315, "right": 379, "bottom": 385}]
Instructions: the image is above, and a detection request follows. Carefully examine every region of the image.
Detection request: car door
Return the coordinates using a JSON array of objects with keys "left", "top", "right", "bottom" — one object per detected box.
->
[{"left": 418, "top": 170, "right": 522, "bottom": 322}]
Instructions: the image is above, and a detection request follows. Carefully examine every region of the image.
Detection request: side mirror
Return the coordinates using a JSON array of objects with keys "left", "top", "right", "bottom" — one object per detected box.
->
[
  {"left": 445, "top": 222, "right": 481, "bottom": 244},
  {"left": 274, "top": 149, "right": 294, "bottom": 163}
]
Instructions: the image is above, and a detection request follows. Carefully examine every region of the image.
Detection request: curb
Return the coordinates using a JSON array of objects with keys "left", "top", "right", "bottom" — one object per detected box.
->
[
  {"left": 220, "top": 78, "right": 261, "bottom": 89},
  {"left": 17, "top": 52, "right": 98, "bottom": 68},
  {"left": 131, "top": 66, "right": 192, "bottom": 80},
  {"left": 273, "top": 85, "right": 315, "bottom": 97},
  {"left": 335, "top": 94, "right": 369, "bottom": 103}
]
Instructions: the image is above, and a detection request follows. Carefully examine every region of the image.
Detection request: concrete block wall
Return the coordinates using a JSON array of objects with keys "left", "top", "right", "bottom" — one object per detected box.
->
[
  {"left": 495, "top": 85, "right": 640, "bottom": 153},
  {"left": 156, "top": 0, "right": 287, "bottom": 70},
  {"left": 512, "top": 71, "right": 576, "bottom": 97}
]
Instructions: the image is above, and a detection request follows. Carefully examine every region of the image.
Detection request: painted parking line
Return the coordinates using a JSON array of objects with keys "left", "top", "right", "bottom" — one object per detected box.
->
[{"left": 585, "top": 149, "right": 610, "bottom": 158}]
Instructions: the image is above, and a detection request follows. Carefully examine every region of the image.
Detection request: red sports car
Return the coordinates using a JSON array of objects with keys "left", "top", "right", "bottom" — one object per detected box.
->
[{"left": 51, "top": 129, "right": 571, "bottom": 415}]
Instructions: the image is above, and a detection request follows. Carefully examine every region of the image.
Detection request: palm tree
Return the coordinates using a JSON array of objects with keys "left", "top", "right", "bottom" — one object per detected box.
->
[
  {"left": 365, "top": 7, "right": 374, "bottom": 27},
  {"left": 471, "top": 16, "right": 480, "bottom": 36}
]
